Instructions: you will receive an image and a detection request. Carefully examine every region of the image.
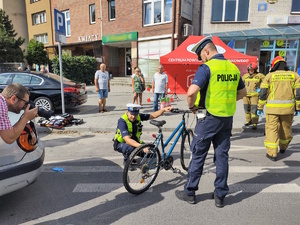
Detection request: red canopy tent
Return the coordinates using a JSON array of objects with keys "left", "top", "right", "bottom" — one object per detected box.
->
[{"left": 160, "top": 36, "right": 257, "bottom": 94}]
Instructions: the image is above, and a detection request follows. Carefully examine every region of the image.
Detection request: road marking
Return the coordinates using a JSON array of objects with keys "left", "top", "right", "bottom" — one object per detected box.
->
[
  {"left": 228, "top": 183, "right": 300, "bottom": 193},
  {"left": 18, "top": 187, "right": 124, "bottom": 225},
  {"left": 73, "top": 183, "right": 153, "bottom": 193}
]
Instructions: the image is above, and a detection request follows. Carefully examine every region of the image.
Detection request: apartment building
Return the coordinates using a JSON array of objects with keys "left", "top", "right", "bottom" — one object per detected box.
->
[
  {"left": 24, "top": 0, "right": 195, "bottom": 77},
  {"left": 0, "top": 0, "right": 28, "bottom": 51},
  {"left": 201, "top": 0, "right": 300, "bottom": 74},
  {"left": 25, "top": 0, "right": 55, "bottom": 59}
]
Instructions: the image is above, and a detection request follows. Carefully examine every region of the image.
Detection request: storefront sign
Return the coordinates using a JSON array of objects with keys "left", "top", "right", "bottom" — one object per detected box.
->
[
  {"left": 78, "top": 34, "right": 99, "bottom": 42},
  {"left": 102, "top": 32, "right": 138, "bottom": 44},
  {"left": 267, "top": 15, "right": 288, "bottom": 25}
]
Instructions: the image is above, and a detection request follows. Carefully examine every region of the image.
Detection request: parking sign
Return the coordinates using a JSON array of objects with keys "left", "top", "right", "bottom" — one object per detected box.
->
[{"left": 54, "top": 8, "right": 66, "bottom": 35}]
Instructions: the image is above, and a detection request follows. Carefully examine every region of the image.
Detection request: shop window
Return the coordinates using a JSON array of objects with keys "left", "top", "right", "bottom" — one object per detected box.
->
[
  {"left": 109, "top": 47, "right": 119, "bottom": 66},
  {"left": 109, "top": 0, "right": 115, "bottom": 20},
  {"left": 32, "top": 11, "right": 46, "bottom": 25},
  {"left": 211, "top": 0, "right": 249, "bottom": 22},
  {"left": 63, "top": 10, "right": 71, "bottom": 37},
  {"left": 291, "top": 0, "right": 300, "bottom": 14},
  {"left": 90, "top": 4, "right": 95, "bottom": 24},
  {"left": 143, "top": 0, "right": 172, "bottom": 26}
]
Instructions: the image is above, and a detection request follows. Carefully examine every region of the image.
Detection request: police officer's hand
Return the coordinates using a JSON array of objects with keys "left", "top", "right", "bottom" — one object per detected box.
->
[
  {"left": 164, "top": 106, "right": 173, "bottom": 112},
  {"left": 257, "top": 110, "right": 264, "bottom": 117},
  {"left": 256, "top": 88, "right": 260, "bottom": 92},
  {"left": 295, "top": 111, "right": 300, "bottom": 116}
]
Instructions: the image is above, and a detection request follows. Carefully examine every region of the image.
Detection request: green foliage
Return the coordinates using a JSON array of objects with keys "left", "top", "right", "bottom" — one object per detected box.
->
[
  {"left": 25, "top": 39, "right": 49, "bottom": 66},
  {"left": 51, "top": 54, "right": 97, "bottom": 84},
  {"left": 0, "top": 9, "right": 24, "bottom": 62}
]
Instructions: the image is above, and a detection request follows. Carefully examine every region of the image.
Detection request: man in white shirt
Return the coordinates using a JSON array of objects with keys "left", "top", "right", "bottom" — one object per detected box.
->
[
  {"left": 152, "top": 64, "right": 168, "bottom": 111},
  {"left": 94, "top": 63, "right": 110, "bottom": 113}
]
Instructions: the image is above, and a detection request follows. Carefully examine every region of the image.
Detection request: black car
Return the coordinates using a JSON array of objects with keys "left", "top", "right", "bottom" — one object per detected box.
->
[{"left": 0, "top": 71, "right": 87, "bottom": 112}]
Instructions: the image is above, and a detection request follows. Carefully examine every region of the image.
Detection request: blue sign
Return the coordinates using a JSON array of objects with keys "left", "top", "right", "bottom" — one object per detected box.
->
[{"left": 54, "top": 8, "right": 66, "bottom": 36}]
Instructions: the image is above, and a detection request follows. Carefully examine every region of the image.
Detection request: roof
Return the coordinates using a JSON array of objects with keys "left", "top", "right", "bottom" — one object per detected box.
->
[{"left": 204, "top": 25, "right": 300, "bottom": 40}]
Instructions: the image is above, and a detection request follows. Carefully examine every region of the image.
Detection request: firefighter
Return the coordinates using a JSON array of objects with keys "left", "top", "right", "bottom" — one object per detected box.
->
[
  {"left": 242, "top": 62, "right": 265, "bottom": 129},
  {"left": 257, "top": 56, "right": 300, "bottom": 161}
]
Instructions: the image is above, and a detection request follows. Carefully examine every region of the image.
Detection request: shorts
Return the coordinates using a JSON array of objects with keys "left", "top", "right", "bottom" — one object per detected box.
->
[{"left": 98, "top": 89, "right": 108, "bottom": 99}]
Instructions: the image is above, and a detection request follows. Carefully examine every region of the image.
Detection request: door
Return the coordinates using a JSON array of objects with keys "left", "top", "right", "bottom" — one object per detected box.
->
[
  {"left": 259, "top": 50, "right": 272, "bottom": 75},
  {"left": 125, "top": 48, "right": 132, "bottom": 76}
]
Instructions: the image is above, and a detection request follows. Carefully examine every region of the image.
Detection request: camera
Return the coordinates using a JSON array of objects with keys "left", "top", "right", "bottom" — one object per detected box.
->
[{"left": 29, "top": 100, "right": 54, "bottom": 119}]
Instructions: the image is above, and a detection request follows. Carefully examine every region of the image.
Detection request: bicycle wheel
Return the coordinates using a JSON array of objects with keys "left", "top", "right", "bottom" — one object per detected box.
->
[
  {"left": 123, "top": 143, "right": 161, "bottom": 195},
  {"left": 180, "top": 129, "right": 193, "bottom": 171}
]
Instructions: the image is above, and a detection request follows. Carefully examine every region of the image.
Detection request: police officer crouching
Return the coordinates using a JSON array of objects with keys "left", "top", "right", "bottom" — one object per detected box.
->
[
  {"left": 175, "top": 36, "right": 247, "bottom": 207},
  {"left": 113, "top": 103, "right": 173, "bottom": 167}
]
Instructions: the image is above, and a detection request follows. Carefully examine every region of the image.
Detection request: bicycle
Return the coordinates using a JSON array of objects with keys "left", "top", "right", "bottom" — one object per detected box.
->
[{"left": 123, "top": 109, "right": 194, "bottom": 195}]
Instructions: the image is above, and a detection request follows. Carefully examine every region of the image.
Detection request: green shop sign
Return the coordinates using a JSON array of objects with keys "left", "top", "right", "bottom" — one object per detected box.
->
[{"left": 102, "top": 32, "right": 138, "bottom": 44}]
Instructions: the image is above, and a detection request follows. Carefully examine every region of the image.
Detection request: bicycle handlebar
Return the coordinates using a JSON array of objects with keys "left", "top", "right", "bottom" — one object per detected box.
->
[{"left": 171, "top": 108, "right": 191, "bottom": 114}]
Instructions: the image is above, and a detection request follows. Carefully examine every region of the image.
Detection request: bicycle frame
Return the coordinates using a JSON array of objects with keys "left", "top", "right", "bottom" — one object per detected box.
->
[{"left": 152, "top": 115, "right": 187, "bottom": 160}]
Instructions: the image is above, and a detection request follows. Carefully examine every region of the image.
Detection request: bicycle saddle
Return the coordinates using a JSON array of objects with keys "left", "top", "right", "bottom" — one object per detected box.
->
[{"left": 150, "top": 120, "right": 166, "bottom": 127}]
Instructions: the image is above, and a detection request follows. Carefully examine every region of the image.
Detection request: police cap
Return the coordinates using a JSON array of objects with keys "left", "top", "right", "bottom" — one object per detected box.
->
[
  {"left": 126, "top": 103, "right": 141, "bottom": 116},
  {"left": 192, "top": 36, "right": 213, "bottom": 58}
]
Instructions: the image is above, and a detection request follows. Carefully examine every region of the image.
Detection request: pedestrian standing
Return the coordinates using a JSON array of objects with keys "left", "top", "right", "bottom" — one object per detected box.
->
[
  {"left": 152, "top": 64, "right": 168, "bottom": 111},
  {"left": 242, "top": 63, "right": 265, "bottom": 129},
  {"left": 132, "top": 67, "right": 145, "bottom": 106},
  {"left": 257, "top": 56, "right": 300, "bottom": 161},
  {"left": 175, "top": 36, "right": 246, "bottom": 207},
  {"left": 95, "top": 63, "right": 110, "bottom": 113}
]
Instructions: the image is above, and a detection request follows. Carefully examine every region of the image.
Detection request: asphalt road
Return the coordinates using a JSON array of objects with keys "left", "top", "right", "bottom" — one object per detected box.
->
[{"left": 0, "top": 131, "right": 299, "bottom": 225}]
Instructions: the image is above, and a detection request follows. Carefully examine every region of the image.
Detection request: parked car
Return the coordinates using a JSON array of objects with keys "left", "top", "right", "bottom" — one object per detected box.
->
[
  {"left": 0, "top": 112, "right": 45, "bottom": 197},
  {"left": 0, "top": 71, "right": 88, "bottom": 112}
]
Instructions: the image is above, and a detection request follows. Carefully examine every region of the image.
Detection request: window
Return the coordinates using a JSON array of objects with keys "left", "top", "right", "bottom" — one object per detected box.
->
[
  {"left": 143, "top": 0, "right": 172, "bottom": 25},
  {"left": 291, "top": 0, "right": 300, "bottom": 13},
  {"left": 63, "top": 10, "right": 71, "bottom": 36},
  {"left": 90, "top": 4, "right": 95, "bottom": 24},
  {"left": 32, "top": 11, "right": 46, "bottom": 25},
  {"left": 30, "top": 0, "right": 40, "bottom": 3},
  {"left": 34, "top": 33, "right": 48, "bottom": 44},
  {"left": 211, "top": 0, "right": 249, "bottom": 22},
  {"left": 109, "top": 0, "right": 115, "bottom": 20}
]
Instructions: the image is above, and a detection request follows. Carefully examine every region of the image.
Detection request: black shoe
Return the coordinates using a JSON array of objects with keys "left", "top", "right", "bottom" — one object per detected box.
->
[
  {"left": 252, "top": 124, "right": 257, "bottom": 130},
  {"left": 175, "top": 190, "right": 196, "bottom": 204},
  {"left": 244, "top": 121, "right": 252, "bottom": 126},
  {"left": 123, "top": 160, "right": 137, "bottom": 171},
  {"left": 212, "top": 192, "right": 224, "bottom": 208},
  {"left": 279, "top": 149, "right": 286, "bottom": 154},
  {"left": 266, "top": 154, "right": 277, "bottom": 161}
]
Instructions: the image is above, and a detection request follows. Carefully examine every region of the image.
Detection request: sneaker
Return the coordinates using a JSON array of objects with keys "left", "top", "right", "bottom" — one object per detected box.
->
[
  {"left": 175, "top": 190, "right": 196, "bottom": 204},
  {"left": 244, "top": 121, "right": 252, "bottom": 126},
  {"left": 212, "top": 192, "right": 224, "bottom": 208}
]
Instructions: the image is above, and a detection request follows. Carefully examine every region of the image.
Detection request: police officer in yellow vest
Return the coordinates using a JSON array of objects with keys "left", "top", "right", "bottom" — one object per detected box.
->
[
  {"left": 175, "top": 36, "right": 246, "bottom": 208},
  {"left": 114, "top": 103, "right": 173, "bottom": 166},
  {"left": 242, "top": 62, "right": 265, "bottom": 129},
  {"left": 257, "top": 56, "right": 300, "bottom": 161}
]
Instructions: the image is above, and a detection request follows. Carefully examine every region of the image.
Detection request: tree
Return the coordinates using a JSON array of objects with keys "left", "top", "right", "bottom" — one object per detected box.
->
[
  {"left": 25, "top": 39, "right": 49, "bottom": 67},
  {"left": 0, "top": 9, "right": 24, "bottom": 62}
]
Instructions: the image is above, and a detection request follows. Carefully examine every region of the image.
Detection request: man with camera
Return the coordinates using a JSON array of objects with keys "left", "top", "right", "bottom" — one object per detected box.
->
[
  {"left": 114, "top": 103, "right": 173, "bottom": 166},
  {"left": 0, "top": 83, "right": 38, "bottom": 144}
]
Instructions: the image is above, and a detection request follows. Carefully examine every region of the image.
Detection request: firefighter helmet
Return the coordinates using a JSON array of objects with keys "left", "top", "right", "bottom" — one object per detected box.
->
[
  {"left": 271, "top": 56, "right": 285, "bottom": 69},
  {"left": 248, "top": 62, "right": 258, "bottom": 71},
  {"left": 16, "top": 121, "right": 38, "bottom": 152}
]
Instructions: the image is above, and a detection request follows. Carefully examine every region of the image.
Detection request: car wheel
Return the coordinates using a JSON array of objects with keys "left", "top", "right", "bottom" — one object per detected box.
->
[{"left": 34, "top": 97, "right": 54, "bottom": 111}]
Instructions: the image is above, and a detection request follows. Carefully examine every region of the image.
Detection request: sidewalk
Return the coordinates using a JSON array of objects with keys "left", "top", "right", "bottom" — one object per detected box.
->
[{"left": 38, "top": 85, "right": 300, "bottom": 134}]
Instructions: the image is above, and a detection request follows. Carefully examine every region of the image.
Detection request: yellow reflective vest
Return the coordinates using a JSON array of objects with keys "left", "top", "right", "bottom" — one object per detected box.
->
[
  {"left": 114, "top": 113, "right": 143, "bottom": 143},
  {"left": 204, "top": 59, "right": 240, "bottom": 117}
]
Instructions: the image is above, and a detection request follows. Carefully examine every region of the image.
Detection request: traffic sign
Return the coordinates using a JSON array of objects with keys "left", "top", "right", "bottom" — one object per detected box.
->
[{"left": 54, "top": 8, "right": 66, "bottom": 36}]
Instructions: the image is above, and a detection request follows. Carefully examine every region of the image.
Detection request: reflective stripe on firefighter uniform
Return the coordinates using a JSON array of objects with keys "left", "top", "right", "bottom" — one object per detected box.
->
[
  {"left": 258, "top": 70, "right": 300, "bottom": 157},
  {"left": 242, "top": 72, "right": 265, "bottom": 124}
]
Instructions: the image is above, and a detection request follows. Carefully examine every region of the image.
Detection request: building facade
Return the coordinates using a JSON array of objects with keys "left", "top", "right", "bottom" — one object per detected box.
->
[
  {"left": 24, "top": 0, "right": 195, "bottom": 77},
  {"left": 0, "top": 0, "right": 28, "bottom": 51},
  {"left": 201, "top": 0, "right": 300, "bottom": 74}
]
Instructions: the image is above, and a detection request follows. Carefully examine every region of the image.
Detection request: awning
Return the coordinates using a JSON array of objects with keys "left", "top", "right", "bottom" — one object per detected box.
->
[{"left": 204, "top": 25, "right": 300, "bottom": 40}]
